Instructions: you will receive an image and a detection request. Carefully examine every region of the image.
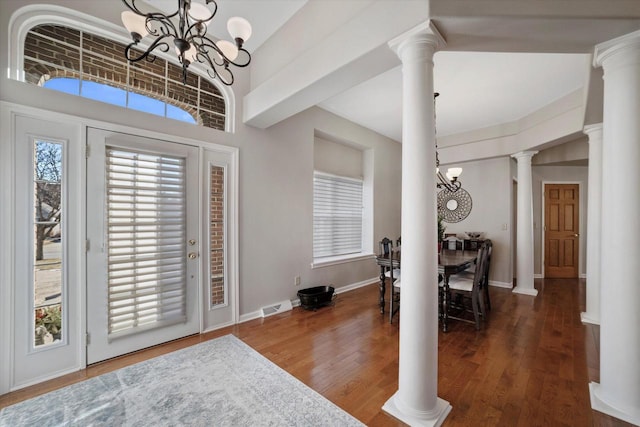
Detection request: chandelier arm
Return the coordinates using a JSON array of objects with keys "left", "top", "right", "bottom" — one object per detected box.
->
[
  {"left": 122, "top": 0, "right": 181, "bottom": 20},
  {"left": 181, "top": 1, "right": 218, "bottom": 42},
  {"left": 436, "top": 170, "right": 461, "bottom": 193},
  {"left": 185, "top": 21, "right": 209, "bottom": 40},
  {"left": 208, "top": 67, "right": 234, "bottom": 86},
  {"left": 122, "top": 0, "right": 180, "bottom": 18},
  {"left": 124, "top": 36, "right": 171, "bottom": 63},
  {"left": 144, "top": 12, "right": 179, "bottom": 39},
  {"left": 195, "top": 48, "right": 234, "bottom": 85},
  {"left": 192, "top": 36, "right": 226, "bottom": 65},
  {"left": 231, "top": 48, "right": 252, "bottom": 68}
]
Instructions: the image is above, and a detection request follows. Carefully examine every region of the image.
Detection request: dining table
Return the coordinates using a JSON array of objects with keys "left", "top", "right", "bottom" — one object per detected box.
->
[{"left": 375, "top": 248, "right": 478, "bottom": 332}]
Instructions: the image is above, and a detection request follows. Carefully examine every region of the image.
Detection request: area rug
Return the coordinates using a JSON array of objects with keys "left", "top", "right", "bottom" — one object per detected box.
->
[{"left": 0, "top": 335, "right": 364, "bottom": 426}]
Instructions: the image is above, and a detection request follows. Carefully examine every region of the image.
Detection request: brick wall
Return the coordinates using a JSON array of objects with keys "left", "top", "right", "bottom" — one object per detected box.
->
[
  {"left": 210, "top": 166, "right": 225, "bottom": 306},
  {"left": 24, "top": 24, "right": 226, "bottom": 130}
]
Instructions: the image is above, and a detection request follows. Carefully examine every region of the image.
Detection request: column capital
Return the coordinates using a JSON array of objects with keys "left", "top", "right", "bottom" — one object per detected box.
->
[
  {"left": 511, "top": 151, "right": 538, "bottom": 162},
  {"left": 593, "top": 29, "right": 640, "bottom": 68},
  {"left": 388, "top": 20, "right": 446, "bottom": 62},
  {"left": 583, "top": 123, "right": 603, "bottom": 139}
]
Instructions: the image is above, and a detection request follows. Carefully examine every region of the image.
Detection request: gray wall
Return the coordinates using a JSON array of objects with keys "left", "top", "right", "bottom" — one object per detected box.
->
[{"left": 437, "top": 157, "right": 513, "bottom": 286}]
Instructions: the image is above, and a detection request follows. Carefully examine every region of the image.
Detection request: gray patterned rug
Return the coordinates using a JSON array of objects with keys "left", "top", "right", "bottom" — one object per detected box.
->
[{"left": 0, "top": 335, "right": 364, "bottom": 426}]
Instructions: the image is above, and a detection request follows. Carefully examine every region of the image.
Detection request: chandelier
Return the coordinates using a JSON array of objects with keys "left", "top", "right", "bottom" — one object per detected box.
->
[
  {"left": 121, "top": 0, "right": 252, "bottom": 85},
  {"left": 434, "top": 93, "right": 462, "bottom": 192}
]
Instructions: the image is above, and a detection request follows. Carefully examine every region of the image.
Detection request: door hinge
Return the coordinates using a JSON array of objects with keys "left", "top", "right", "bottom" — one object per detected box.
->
[
  {"left": 85, "top": 332, "right": 90, "bottom": 345},
  {"left": 85, "top": 144, "right": 90, "bottom": 158},
  {"left": 85, "top": 239, "right": 90, "bottom": 252}
]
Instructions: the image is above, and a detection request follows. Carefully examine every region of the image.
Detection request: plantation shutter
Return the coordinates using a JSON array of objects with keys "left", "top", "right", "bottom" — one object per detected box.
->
[
  {"left": 313, "top": 171, "right": 363, "bottom": 258},
  {"left": 106, "top": 147, "right": 187, "bottom": 337}
]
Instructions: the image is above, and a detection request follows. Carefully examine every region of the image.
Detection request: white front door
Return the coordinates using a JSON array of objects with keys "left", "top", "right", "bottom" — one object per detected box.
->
[{"left": 86, "top": 128, "right": 200, "bottom": 364}]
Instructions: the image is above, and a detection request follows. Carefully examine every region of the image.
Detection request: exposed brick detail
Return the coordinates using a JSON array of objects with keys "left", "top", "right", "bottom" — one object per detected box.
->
[
  {"left": 168, "top": 61, "right": 199, "bottom": 88},
  {"left": 210, "top": 166, "right": 225, "bottom": 306},
  {"left": 23, "top": 24, "right": 226, "bottom": 130},
  {"left": 200, "top": 78, "right": 223, "bottom": 98}
]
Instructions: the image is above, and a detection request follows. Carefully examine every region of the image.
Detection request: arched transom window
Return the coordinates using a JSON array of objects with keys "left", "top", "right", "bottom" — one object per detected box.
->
[{"left": 23, "top": 24, "right": 227, "bottom": 130}]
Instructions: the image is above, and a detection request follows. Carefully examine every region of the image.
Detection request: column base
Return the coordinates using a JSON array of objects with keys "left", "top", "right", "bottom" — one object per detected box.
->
[
  {"left": 580, "top": 312, "right": 600, "bottom": 325},
  {"left": 512, "top": 287, "right": 538, "bottom": 296},
  {"left": 382, "top": 391, "right": 451, "bottom": 427},
  {"left": 590, "top": 382, "right": 640, "bottom": 426}
]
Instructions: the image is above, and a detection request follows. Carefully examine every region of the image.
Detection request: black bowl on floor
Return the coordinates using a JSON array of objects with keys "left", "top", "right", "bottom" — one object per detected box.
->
[{"left": 297, "top": 286, "right": 335, "bottom": 310}]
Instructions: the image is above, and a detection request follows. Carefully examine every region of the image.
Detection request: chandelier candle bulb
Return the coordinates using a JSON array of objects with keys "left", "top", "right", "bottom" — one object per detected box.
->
[
  {"left": 188, "top": 2, "right": 214, "bottom": 21},
  {"left": 447, "top": 168, "right": 462, "bottom": 179},
  {"left": 227, "top": 17, "right": 252, "bottom": 44},
  {"left": 121, "top": 11, "right": 148, "bottom": 41}
]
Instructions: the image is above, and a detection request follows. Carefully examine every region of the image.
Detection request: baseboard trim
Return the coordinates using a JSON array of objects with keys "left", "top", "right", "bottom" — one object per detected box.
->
[
  {"left": 579, "top": 273, "right": 587, "bottom": 279},
  {"left": 489, "top": 280, "right": 512, "bottom": 289},
  {"left": 513, "top": 287, "right": 539, "bottom": 297},
  {"left": 534, "top": 274, "right": 543, "bottom": 279},
  {"left": 580, "top": 312, "right": 600, "bottom": 325},
  {"left": 240, "top": 277, "right": 378, "bottom": 323}
]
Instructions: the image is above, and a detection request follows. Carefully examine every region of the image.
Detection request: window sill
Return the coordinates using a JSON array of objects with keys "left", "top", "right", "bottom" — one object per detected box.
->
[{"left": 311, "top": 252, "right": 376, "bottom": 269}]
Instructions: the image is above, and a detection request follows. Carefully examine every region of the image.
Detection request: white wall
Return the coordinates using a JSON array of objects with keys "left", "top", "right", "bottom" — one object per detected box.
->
[{"left": 438, "top": 157, "right": 513, "bottom": 286}]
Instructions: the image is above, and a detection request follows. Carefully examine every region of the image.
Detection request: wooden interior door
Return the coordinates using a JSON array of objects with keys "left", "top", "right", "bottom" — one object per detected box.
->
[{"left": 544, "top": 184, "right": 579, "bottom": 278}]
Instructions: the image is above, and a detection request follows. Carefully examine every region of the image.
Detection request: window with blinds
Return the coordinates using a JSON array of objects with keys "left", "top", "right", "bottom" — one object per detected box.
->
[
  {"left": 106, "top": 147, "right": 187, "bottom": 336},
  {"left": 313, "top": 171, "right": 363, "bottom": 259}
]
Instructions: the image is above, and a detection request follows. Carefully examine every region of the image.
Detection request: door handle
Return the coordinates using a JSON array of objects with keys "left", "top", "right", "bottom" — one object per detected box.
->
[{"left": 572, "top": 233, "right": 579, "bottom": 237}]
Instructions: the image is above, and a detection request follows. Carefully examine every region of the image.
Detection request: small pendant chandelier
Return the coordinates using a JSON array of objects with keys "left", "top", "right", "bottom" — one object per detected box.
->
[
  {"left": 121, "top": 0, "right": 252, "bottom": 85},
  {"left": 434, "top": 93, "right": 463, "bottom": 192}
]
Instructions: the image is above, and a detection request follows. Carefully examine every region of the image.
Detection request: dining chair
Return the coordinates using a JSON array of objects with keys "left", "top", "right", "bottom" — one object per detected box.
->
[
  {"left": 390, "top": 276, "right": 401, "bottom": 323},
  {"left": 440, "top": 241, "right": 489, "bottom": 330},
  {"left": 444, "top": 235, "right": 465, "bottom": 251},
  {"left": 380, "top": 237, "right": 401, "bottom": 323},
  {"left": 460, "top": 239, "right": 492, "bottom": 312}
]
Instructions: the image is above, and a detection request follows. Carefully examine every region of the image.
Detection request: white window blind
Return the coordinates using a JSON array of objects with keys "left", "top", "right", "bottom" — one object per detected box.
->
[
  {"left": 313, "top": 171, "right": 363, "bottom": 258},
  {"left": 106, "top": 147, "right": 187, "bottom": 336}
]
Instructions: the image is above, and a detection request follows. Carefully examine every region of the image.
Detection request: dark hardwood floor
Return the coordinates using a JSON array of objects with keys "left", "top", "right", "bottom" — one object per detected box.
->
[{"left": 0, "top": 278, "right": 633, "bottom": 426}]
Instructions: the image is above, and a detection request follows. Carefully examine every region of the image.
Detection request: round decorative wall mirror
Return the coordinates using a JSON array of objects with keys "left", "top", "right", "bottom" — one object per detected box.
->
[{"left": 437, "top": 188, "right": 472, "bottom": 223}]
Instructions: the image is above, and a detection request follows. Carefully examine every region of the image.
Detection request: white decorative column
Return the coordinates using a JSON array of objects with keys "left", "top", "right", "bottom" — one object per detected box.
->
[
  {"left": 590, "top": 30, "right": 640, "bottom": 426},
  {"left": 511, "top": 151, "right": 538, "bottom": 296},
  {"left": 383, "top": 21, "right": 451, "bottom": 426},
  {"left": 581, "top": 123, "right": 602, "bottom": 325}
]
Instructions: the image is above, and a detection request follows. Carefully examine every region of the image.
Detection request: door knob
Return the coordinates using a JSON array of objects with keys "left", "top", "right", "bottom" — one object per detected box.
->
[
  {"left": 188, "top": 252, "right": 198, "bottom": 259},
  {"left": 573, "top": 233, "right": 579, "bottom": 237}
]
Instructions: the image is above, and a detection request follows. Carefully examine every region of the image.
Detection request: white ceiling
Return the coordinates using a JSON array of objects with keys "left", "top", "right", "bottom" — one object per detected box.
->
[
  {"left": 319, "top": 51, "right": 591, "bottom": 141},
  {"left": 140, "top": 0, "right": 636, "bottom": 144}
]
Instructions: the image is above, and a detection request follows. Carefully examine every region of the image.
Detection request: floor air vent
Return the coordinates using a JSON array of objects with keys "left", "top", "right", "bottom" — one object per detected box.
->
[{"left": 260, "top": 300, "right": 293, "bottom": 318}]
